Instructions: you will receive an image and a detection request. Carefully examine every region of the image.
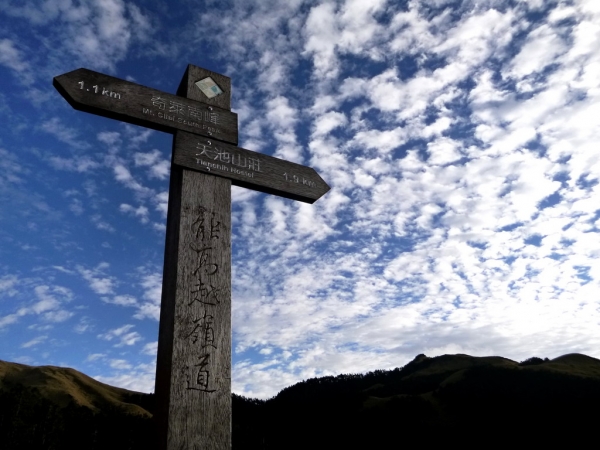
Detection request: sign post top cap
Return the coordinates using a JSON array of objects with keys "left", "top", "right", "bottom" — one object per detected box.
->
[{"left": 177, "top": 64, "right": 231, "bottom": 109}]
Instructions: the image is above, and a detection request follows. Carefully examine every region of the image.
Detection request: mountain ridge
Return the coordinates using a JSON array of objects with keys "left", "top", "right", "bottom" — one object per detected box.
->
[
  {"left": 0, "top": 360, "right": 151, "bottom": 414},
  {"left": 2, "top": 352, "right": 599, "bottom": 448}
]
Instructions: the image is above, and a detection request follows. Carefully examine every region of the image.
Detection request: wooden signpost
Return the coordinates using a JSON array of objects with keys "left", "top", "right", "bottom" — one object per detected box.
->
[
  {"left": 53, "top": 65, "right": 330, "bottom": 449},
  {"left": 173, "top": 131, "right": 328, "bottom": 203},
  {"left": 53, "top": 68, "right": 238, "bottom": 144}
]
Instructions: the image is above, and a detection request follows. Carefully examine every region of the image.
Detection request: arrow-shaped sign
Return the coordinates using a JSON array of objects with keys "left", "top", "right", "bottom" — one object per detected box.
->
[
  {"left": 173, "top": 131, "right": 330, "bottom": 203},
  {"left": 53, "top": 68, "right": 238, "bottom": 145}
]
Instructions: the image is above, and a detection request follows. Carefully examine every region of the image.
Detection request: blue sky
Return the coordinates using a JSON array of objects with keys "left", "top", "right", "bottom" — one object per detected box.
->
[{"left": 1, "top": 0, "right": 599, "bottom": 400}]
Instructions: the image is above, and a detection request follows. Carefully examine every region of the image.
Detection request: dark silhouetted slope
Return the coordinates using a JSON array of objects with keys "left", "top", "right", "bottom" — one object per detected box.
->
[
  {"left": 233, "top": 352, "right": 600, "bottom": 448},
  {"left": 3, "top": 353, "right": 600, "bottom": 449},
  {"left": 0, "top": 359, "right": 155, "bottom": 450}
]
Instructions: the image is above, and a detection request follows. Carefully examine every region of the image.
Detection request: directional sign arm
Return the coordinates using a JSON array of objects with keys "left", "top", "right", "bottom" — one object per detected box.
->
[
  {"left": 173, "top": 131, "right": 330, "bottom": 204},
  {"left": 53, "top": 68, "right": 238, "bottom": 145}
]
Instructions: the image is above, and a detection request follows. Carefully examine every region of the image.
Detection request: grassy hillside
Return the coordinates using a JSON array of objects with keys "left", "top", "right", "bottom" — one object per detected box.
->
[
  {"left": 0, "top": 360, "right": 155, "bottom": 450},
  {"left": 2, "top": 353, "right": 600, "bottom": 449},
  {"left": 234, "top": 352, "right": 600, "bottom": 448}
]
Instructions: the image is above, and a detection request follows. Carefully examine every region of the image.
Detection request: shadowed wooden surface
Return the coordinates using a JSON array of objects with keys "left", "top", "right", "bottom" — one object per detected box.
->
[
  {"left": 155, "top": 65, "right": 233, "bottom": 449},
  {"left": 53, "top": 68, "right": 238, "bottom": 145},
  {"left": 177, "top": 65, "right": 232, "bottom": 111},
  {"left": 169, "top": 171, "right": 231, "bottom": 448}
]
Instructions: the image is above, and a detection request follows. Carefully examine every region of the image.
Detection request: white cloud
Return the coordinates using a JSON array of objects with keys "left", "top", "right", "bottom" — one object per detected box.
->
[
  {"left": 75, "top": 317, "right": 92, "bottom": 334},
  {"left": 516, "top": 0, "right": 546, "bottom": 10},
  {"left": 312, "top": 111, "right": 348, "bottom": 138},
  {"left": 98, "top": 324, "right": 142, "bottom": 347},
  {"left": 388, "top": 3, "right": 439, "bottom": 55},
  {"left": 422, "top": 116, "right": 453, "bottom": 139},
  {"left": 41, "top": 118, "right": 90, "bottom": 150},
  {"left": 97, "top": 131, "right": 121, "bottom": 146},
  {"left": 93, "top": 361, "right": 155, "bottom": 393},
  {"left": 427, "top": 138, "right": 462, "bottom": 166},
  {"left": 91, "top": 214, "right": 116, "bottom": 232},
  {"left": 0, "top": 38, "right": 32, "bottom": 82},
  {"left": 507, "top": 24, "right": 567, "bottom": 80},
  {"left": 77, "top": 263, "right": 115, "bottom": 295},
  {"left": 566, "top": 15, "right": 600, "bottom": 62},
  {"left": 266, "top": 96, "right": 302, "bottom": 163},
  {"left": 103, "top": 295, "right": 138, "bottom": 307},
  {"left": 111, "top": 163, "right": 153, "bottom": 196},
  {"left": 350, "top": 126, "right": 406, "bottom": 154},
  {"left": 133, "top": 149, "right": 170, "bottom": 180},
  {"left": 337, "top": 0, "right": 387, "bottom": 57},
  {"left": 470, "top": 70, "right": 508, "bottom": 105},
  {"left": 33, "top": 285, "right": 72, "bottom": 313},
  {"left": 0, "top": 0, "right": 154, "bottom": 72},
  {"left": 120, "top": 204, "right": 149, "bottom": 224},
  {"left": 43, "top": 309, "right": 74, "bottom": 323},
  {"left": 48, "top": 156, "right": 100, "bottom": 172},
  {"left": 0, "top": 148, "right": 27, "bottom": 187},
  {"left": 21, "top": 335, "right": 48, "bottom": 348},
  {"left": 0, "top": 284, "right": 73, "bottom": 330},
  {"left": 86, "top": 353, "right": 106, "bottom": 362},
  {"left": 0, "top": 275, "right": 18, "bottom": 296},
  {"left": 222, "top": 1, "right": 600, "bottom": 400},
  {"left": 303, "top": 0, "right": 386, "bottom": 80},
  {"left": 0, "top": 313, "right": 22, "bottom": 329},
  {"left": 154, "top": 191, "right": 169, "bottom": 218},
  {"left": 68, "top": 197, "right": 84, "bottom": 216},
  {"left": 109, "top": 359, "right": 133, "bottom": 370},
  {"left": 133, "top": 272, "right": 162, "bottom": 321},
  {"left": 303, "top": 2, "right": 340, "bottom": 79},
  {"left": 4, "top": 0, "right": 600, "bottom": 403},
  {"left": 141, "top": 341, "right": 157, "bottom": 356}
]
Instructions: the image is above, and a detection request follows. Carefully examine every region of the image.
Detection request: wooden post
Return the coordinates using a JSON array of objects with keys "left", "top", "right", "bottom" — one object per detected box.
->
[{"left": 155, "top": 66, "right": 232, "bottom": 449}]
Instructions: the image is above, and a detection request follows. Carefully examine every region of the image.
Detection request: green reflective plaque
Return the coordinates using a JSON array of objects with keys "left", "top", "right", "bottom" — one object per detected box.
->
[{"left": 195, "top": 77, "right": 224, "bottom": 99}]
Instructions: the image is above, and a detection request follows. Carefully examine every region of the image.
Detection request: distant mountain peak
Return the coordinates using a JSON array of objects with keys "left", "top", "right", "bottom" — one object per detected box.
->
[{"left": 412, "top": 353, "right": 429, "bottom": 363}]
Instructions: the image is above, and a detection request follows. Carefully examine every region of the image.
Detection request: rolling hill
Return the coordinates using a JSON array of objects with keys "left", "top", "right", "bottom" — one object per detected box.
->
[
  {"left": 2, "top": 352, "right": 599, "bottom": 449},
  {"left": 0, "top": 360, "right": 154, "bottom": 450}
]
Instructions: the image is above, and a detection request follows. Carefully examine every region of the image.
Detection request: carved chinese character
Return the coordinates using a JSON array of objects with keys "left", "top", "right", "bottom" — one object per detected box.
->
[
  {"left": 206, "top": 112, "right": 219, "bottom": 124},
  {"left": 191, "top": 208, "right": 220, "bottom": 242},
  {"left": 196, "top": 142, "right": 218, "bottom": 160},
  {"left": 185, "top": 309, "right": 216, "bottom": 350},
  {"left": 190, "top": 244, "right": 218, "bottom": 276},
  {"left": 185, "top": 354, "right": 216, "bottom": 392},
  {"left": 151, "top": 96, "right": 166, "bottom": 110},
  {"left": 231, "top": 154, "right": 246, "bottom": 168},
  {"left": 189, "top": 244, "right": 220, "bottom": 306},
  {"left": 190, "top": 280, "right": 221, "bottom": 306},
  {"left": 216, "top": 150, "right": 230, "bottom": 164},
  {"left": 248, "top": 157, "right": 261, "bottom": 172},
  {"left": 209, "top": 213, "right": 221, "bottom": 240},
  {"left": 169, "top": 100, "right": 186, "bottom": 115},
  {"left": 191, "top": 206, "right": 208, "bottom": 241},
  {"left": 188, "top": 105, "right": 202, "bottom": 121}
]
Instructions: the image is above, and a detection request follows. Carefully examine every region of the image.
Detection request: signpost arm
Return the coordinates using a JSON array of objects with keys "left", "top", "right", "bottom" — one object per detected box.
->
[{"left": 155, "top": 65, "right": 232, "bottom": 450}]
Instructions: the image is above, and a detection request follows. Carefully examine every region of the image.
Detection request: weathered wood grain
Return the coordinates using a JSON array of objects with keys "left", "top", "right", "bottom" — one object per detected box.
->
[
  {"left": 53, "top": 68, "right": 238, "bottom": 145},
  {"left": 173, "top": 171, "right": 231, "bottom": 449},
  {"left": 156, "top": 167, "right": 232, "bottom": 450},
  {"left": 174, "top": 131, "right": 330, "bottom": 204},
  {"left": 155, "top": 67, "right": 233, "bottom": 450},
  {"left": 154, "top": 161, "right": 181, "bottom": 450}
]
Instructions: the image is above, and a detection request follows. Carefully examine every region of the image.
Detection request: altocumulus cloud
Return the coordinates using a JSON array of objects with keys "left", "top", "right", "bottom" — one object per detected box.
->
[{"left": 0, "top": 0, "right": 599, "bottom": 399}]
